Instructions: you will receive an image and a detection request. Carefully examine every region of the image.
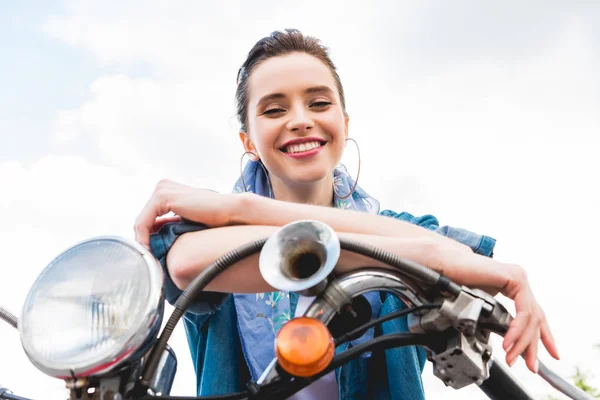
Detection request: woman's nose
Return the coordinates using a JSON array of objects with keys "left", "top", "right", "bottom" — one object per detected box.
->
[{"left": 285, "top": 106, "right": 314, "bottom": 132}]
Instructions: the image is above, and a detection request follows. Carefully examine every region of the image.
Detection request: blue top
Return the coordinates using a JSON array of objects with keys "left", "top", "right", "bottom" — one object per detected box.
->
[
  {"left": 150, "top": 210, "right": 496, "bottom": 399},
  {"left": 151, "top": 159, "right": 495, "bottom": 399},
  {"left": 231, "top": 164, "right": 385, "bottom": 383}
]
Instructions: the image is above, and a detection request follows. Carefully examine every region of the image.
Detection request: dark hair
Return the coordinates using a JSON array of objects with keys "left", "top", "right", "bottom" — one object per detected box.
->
[{"left": 236, "top": 29, "right": 347, "bottom": 133}]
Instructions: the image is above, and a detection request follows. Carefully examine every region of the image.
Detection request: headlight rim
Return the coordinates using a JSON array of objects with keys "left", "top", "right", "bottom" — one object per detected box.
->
[{"left": 19, "top": 235, "right": 164, "bottom": 378}]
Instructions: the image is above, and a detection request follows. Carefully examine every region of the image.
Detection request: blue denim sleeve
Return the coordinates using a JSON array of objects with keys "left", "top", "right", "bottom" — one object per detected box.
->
[
  {"left": 379, "top": 209, "right": 496, "bottom": 257},
  {"left": 149, "top": 221, "right": 230, "bottom": 315}
]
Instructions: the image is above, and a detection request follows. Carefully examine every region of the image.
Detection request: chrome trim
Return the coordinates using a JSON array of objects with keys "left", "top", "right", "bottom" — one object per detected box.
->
[
  {"left": 259, "top": 220, "right": 340, "bottom": 295},
  {"left": 260, "top": 268, "right": 426, "bottom": 384},
  {"left": 304, "top": 268, "right": 425, "bottom": 324},
  {"left": 150, "top": 344, "right": 177, "bottom": 395},
  {"left": 19, "top": 236, "right": 164, "bottom": 378}
]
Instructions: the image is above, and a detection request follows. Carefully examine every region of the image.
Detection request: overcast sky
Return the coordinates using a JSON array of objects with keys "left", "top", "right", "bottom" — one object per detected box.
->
[{"left": 1, "top": 1, "right": 599, "bottom": 399}]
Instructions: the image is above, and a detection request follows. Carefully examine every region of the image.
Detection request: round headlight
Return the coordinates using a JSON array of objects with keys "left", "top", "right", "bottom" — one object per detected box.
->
[{"left": 19, "top": 237, "right": 164, "bottom": 378}]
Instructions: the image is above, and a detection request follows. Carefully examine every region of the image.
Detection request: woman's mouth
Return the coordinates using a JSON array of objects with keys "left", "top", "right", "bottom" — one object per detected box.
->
[{"left": 280, "top": 140, "right": 326, "bottom": 159}]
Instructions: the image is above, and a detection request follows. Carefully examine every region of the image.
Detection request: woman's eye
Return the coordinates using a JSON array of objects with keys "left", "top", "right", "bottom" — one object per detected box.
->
[
  {"left": 310, "top": 101, "right": 332, "bottom": 108},
  {"left": 263, "top": 108, "right": 285, "bottom": 115}
]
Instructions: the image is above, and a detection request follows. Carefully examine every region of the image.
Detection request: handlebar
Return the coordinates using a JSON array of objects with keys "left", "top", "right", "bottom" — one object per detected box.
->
[
  {"left": 0, "top": 387, "right": 32, "bottom": 400},
  {"left": 480, "top": 361, "right": 535, "bottom": 400},
  {"left": 3, "top": 221, "right": 593, "bottom": 400}
]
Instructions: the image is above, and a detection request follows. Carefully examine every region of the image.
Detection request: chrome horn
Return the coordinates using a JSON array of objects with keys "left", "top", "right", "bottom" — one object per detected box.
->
[{"left": 259, "top": 220, "right": 340, "bottom": 296}]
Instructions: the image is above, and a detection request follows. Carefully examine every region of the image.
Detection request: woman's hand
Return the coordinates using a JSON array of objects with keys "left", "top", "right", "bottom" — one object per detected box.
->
[
  {"left": 134, "top": 179, "right": 240, "bottom": 248},
  {"left": 499, "top": 264, "right": 559, "bottom": 372},
  {"left": 435, "top": 248, "right": 560, "bottom": 373}
]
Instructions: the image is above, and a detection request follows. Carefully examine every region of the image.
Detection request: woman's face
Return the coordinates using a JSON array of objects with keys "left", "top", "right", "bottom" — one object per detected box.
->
[{"left": 242, "top": 52, "right": 348, "bottom": 188}]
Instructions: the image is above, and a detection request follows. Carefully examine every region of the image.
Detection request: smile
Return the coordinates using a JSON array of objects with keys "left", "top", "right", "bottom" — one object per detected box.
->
[
  {"left": 283, "top": 140, "right": 324, "bottom": 154},
  {"left": 280, "top": 141, "right": 326, "bottom": 159}
]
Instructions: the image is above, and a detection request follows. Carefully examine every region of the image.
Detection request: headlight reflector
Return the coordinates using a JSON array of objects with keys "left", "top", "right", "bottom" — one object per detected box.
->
[{"left": 19, "top": 237, "right": 163, "bottom": 378}]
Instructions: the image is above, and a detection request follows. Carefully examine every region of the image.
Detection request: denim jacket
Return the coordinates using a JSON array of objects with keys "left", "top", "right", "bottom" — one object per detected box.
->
[{"left": 149, "top": 210, "right": 495, "bottom": 399}]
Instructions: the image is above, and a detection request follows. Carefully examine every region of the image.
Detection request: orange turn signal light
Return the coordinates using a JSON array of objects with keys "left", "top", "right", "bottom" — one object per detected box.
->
[{"left": 275, "top": 317, "right": 334, "bottom": 377}]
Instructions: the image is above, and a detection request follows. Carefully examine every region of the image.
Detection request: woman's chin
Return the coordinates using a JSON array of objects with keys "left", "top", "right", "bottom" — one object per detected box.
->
[{"left": 285, "top": 169, "right": 332, "bottom": 186}]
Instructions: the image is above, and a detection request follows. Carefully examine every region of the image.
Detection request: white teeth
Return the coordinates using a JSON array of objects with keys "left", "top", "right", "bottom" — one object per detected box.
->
[{"left": 285, "top": 141, "right": 322, "bottom": 153}]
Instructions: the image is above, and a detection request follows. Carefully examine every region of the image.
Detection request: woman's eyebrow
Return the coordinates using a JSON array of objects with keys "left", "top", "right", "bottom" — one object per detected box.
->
[
  {"left": 304, "top": 85, "right": 334, "bottom": 95},
  {"left": 257, "top": 92, "right": 286, "bottom": 106},
  {"left": 257, "top": 86, "right": 335, "bottom": 107}
]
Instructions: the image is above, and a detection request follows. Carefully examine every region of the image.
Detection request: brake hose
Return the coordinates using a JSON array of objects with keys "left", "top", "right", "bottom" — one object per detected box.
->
[
  {"left": 339, "top": 238, "right": 462, "bottom": 296},
  {"left": 142, "top": 233, "right": 461, "bottom": 386},
  {"left": 141, "top": 238, "right": 269, "bottom": 385}
]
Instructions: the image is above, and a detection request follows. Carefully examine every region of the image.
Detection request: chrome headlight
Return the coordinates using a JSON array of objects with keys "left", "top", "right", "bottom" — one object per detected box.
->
[{"left": 19, "top": 237, "right": 164, "bottom": 378}]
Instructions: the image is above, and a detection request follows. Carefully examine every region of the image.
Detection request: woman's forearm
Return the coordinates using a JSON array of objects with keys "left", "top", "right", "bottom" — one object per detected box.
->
[
  {"left": 234, "top": 193, "right": 471, "bottom": 253},
  {"left": 138, "top": 182, "right": 558, "bottom": 374},
  {"left": 166, "top": 224, "right": 443, "bottom": 293},
  {"left": 167, "top": 223, "right": 514, "bottom": 297}
]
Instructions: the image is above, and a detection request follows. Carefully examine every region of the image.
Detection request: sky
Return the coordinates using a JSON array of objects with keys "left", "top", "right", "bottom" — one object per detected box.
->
[{"left": 1, "top": 1, "right": 599, "bottom": 399}]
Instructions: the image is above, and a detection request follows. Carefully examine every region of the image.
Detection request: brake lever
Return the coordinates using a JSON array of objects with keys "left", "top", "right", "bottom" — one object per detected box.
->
[
  {"left": 408, "top": 286, "right": 512, "bottom": 337},
  {"left": 407, "top": 287, "right": 513, "bottom": 389}
]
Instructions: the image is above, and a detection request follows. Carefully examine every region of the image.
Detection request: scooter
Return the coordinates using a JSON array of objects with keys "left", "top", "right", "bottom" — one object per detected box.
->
[{"left": 0, "top": 220, "right": 594, "bottom": 399}]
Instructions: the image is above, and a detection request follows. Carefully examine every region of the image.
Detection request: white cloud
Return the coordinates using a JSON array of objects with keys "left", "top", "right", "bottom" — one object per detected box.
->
[{"left": 55, "top": 109, "right": 81, "bottom": 143}]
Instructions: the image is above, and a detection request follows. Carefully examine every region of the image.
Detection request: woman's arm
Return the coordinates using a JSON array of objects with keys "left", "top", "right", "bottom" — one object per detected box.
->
[
  {"left": 134, "top": 181, "right": 470, "bottom": 254},
  {"left": 166, "top": 224, "right": 441, "bottom": 293},
  {"left": 234, "top": 193, "right": 471, "bottom": 252},
  {"left": 136, "top": 181, "right": 558, "bottom": 373},
  {"left": 166, "top": 223, "right": 557, "bottom": 375}
]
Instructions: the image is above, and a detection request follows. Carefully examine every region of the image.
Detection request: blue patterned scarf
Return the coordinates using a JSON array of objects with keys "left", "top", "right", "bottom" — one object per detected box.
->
[{"left": 231, "top": 160, "right": 381, "bottom": 380}]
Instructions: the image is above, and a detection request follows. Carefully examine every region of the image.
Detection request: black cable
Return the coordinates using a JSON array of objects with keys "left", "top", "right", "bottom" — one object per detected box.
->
[
  {"left": 252, "top": 305, "right": 445, "bottom": 399},
  {"left": 259, "top": 333, "right": 442, "bottom": 400},
  {"left": 141, "top": 229, "right": 463, "bottom": 393},
  {"left": 338, "top": 238, "right": 462, "bottom": 296},
  {"left": 141, "top": 238, "right": 268, "bottom": 386},
  {"left": 139, "top": 391, "right": 249, "bottom": 400},
  {"left": 334, "top": 303, "right": 442, "bottom": 346},
  {"left": 140, "top": 308, "right": 442, "bottom": 399},
  {"left": 142, "top": 231, "right": 458, "bottom": 384}
]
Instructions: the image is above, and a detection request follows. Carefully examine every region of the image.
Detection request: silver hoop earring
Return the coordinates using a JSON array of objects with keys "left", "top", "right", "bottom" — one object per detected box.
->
[
  {"left": 333, "top": 138, "right": 361, "bottom": 200},
  {"left": 240, "top": 151, "right": 273, "bottom": 197}
]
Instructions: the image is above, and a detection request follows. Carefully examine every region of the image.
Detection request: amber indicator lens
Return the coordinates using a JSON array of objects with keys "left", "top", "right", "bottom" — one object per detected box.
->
[{"left": 275, "top": 317, "right": 334, "bottom": 377}]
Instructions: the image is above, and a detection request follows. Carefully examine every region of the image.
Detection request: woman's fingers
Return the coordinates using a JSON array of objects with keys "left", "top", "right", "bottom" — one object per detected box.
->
[
  {"left": 151, "top": 215, "right": 182, "bottom": 233},
  {"left": 503, "top": 309, "right": 531, "bottom": 365},
  {"left": 540, "top": 309, "right": 560, "bottom": 360},
  {"left": 501, "top": 275, "right": 558, "bottom": 373},
  {"left": 505, "top": 307, "right": 540, "bottom": 372},
  {"left": 134, "top": 199, "right": 159, "bottom": 248},
  {"left": 134, "top": 181, "right": 173, "bottom": 247},
  {"left": 502, "top": 279, "right": 530, "bottom": 351},
  {"left": 133, "top": 180, "right": 233, "bottom": 248},
  {"left": 523, "top": 330, "right": 541, "bottom": 373},
  {"left": 440, "top": 257, "right": 558, "bottom": 374}
]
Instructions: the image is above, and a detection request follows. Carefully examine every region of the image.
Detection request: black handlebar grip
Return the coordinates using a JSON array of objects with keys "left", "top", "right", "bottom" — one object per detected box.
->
[{"left": 478, "top": 359, "right": 535, "bottom": 400}]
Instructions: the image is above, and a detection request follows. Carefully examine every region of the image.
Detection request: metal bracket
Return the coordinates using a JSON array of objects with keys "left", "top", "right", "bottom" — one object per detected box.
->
[
  {"left": 430, "top": 331, "right": 493, "bottom": 389},
  {"left": 408, "top": 287, "right": 502, "bottom": 390},
  {"left": 440, "top": 289, "right": 486, "bottom": 335},
  {"left": 408, "top": 287, "right": 507, "bottom": 338}
]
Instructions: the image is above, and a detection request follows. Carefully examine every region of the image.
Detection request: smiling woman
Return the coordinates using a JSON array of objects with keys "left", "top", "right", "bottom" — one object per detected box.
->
[
  {"left": 239, "top": 50, "right": 348, "bottom": 206},
  {"left": 133, "top": 29, "right": 558, "bottom": 400}
]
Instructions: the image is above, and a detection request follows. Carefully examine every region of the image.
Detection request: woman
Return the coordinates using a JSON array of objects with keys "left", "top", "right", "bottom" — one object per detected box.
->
[{"left": 134, "top": 29, "right": 559, "bottom": 399}]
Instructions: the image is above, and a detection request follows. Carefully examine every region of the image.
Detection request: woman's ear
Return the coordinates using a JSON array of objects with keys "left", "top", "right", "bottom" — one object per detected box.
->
[
  {"left": 344, "top": 115, "right": 350, "bottom": 139},
  {"left": 238, "top": 131, "right": 259, "bottom": 161}
]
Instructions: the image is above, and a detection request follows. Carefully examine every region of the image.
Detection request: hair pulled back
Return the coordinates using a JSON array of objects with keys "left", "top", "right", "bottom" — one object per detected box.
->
[{"left": 236, "top": 29, "right": 347, "bottom": 133}]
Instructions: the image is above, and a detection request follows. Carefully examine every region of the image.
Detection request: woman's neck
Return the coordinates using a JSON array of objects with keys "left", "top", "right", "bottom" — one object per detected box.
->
[{"left": 270, "top": 174, "right": 334, "bottom": 207}]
